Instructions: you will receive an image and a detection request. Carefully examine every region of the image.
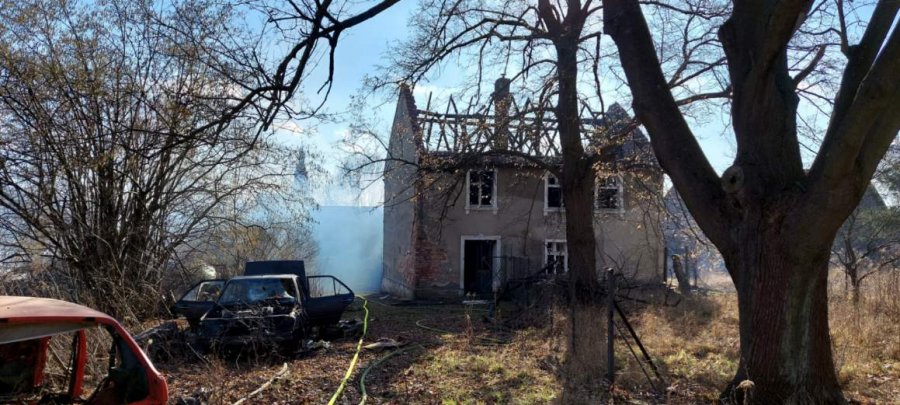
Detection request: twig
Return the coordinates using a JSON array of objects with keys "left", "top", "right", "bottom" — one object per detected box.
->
[
  {"left": 187, "top": 343, "right": 212, "bottom": 365},
  {"left": 231, "top": 362, "right": 289, "bottom": 405}
]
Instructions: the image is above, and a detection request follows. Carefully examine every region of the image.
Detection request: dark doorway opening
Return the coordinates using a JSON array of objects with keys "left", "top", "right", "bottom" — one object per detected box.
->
[{"left": 463, "top": 240, "right": 495, "bottom": 295}]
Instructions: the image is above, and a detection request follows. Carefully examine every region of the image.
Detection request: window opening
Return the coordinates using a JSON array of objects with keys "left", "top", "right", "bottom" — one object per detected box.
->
[
  {"left": 545, "top": 241, "right": 568, "bottom": 274},
  {"left": 468, "top": 170, "right": 495, "bottom": 207},
  {"left": 596, "top": 175, "right": 623, "bottom": 211},
  {"left": 546, "top": 174, "right": 563, "bottom": 210}
]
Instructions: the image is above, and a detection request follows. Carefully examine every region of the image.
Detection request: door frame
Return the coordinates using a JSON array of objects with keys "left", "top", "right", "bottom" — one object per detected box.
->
[{"left": 459, "top": 235, "right": 501, "bottom": 294}]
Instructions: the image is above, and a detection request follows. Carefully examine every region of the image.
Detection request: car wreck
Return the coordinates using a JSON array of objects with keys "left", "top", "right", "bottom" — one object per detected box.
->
[
  {"left": 0, "top": 296, "right": 168, "bottom": 404},
  {"left": 172, "top": 260, "right": 355, "bottom": 352}
]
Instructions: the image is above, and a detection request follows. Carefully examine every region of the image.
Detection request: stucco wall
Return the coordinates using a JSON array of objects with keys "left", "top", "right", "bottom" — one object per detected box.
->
[{"left": 413, "top": 167, "right": 665, "bottom": 298}]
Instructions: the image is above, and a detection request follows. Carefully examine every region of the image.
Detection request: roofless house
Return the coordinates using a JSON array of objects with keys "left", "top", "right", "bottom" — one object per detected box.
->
[{"left": 382, "top": 79, "right": 665, "bottom": 299}]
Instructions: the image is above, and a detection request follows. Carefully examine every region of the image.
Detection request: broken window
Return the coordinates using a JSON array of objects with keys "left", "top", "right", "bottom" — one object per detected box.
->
[
  {"left": 181, "top": 280, "right": 225, "bottom": 302},
  {"left": 545, "top": 173, "right": 563, "bottom": 210},
  {"left": 596, "top": 175, "right": 624, "bottom": 211},
  {"left": 218, "top": 278, "right": 298, "bottom": 305},
  {"left": 545, "top": 241, "right": 568, "bottom": 274},
  {"left": 468, "top": 170, "right": 495, "bottom": 208}
]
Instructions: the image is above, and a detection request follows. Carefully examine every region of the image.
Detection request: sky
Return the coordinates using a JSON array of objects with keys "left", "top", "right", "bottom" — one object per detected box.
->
[
  {"left": 271, "top": 1, "right": 421, "bottom": 206},
  {"left": 269, "top": 2, "right": 890, "bottom": 207},
  {"left": 261, "top": 2, "right": 891, "bottom": 283}
]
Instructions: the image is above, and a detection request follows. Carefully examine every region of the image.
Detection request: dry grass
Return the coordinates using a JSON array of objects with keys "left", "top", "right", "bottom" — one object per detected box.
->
[
  {"left": 619, "top": 292, "right": 740, "bottom": 403},
  {"left": 151, "top": 272, "right": 898, "bottom": 404},
  {"left": 829, "top": 270, "right": 900, "bottom": 403},
  {"left": 157, "top": 300, "right": 563, "bottom": 404},
  {"left": 616, "top": 270, "right": 900, "bottom": 404}
]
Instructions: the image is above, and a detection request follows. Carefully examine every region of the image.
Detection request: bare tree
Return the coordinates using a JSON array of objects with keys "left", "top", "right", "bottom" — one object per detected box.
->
[
  {"left": 186, "top": 211, "right": 319, "bottom": 277},
  {"left": 605, "top": 0, "right": 899, "bottom": 402},
  {"left": 0, "top": 0, "right": 311, "bottom": 317},
  {"left": 832, "top": 186, "right": 900, "bottom": 305},
  {"left": 0, "top": 0, "right": 405, "bottom": 317},
  {"left": 664, "top": 187, "right": 728, "bottom": 289}
]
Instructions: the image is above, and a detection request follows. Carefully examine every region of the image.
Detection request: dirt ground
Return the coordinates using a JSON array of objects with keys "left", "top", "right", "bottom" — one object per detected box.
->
[
  {"left": 153, "top": 296, "right": 561, "bottom": 404},
  {"left": 146, "top": 279, "right": 900, "bottom": 404}
]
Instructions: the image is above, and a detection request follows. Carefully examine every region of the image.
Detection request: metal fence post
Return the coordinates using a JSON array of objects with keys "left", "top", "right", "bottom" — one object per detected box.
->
[{"left": 607, "top": 267, "right": 615, "bottom": 384}]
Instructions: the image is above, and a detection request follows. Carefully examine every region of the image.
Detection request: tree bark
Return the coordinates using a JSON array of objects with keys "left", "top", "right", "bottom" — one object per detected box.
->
[
  {"left": 849, "top": 269, "right": 861, "bottom": 306},
  {"left": 558, "top": 39, "right": 606, "bottom": 391},
  {"left": 672, "top": 255, "right": 692, "bottom": 295},
  {"left": 561, "top": 169, "right": 604, "bottom": 389},
  {"left": 536, "top": 0, "right": 606, "bottom": 390},
  {"left": 721, "top": 228, "right": 845, "bottom": 404}
]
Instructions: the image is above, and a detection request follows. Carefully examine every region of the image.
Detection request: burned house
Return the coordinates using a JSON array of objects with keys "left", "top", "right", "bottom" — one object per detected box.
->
[{"left": 382, "top": 80, "right": 666, "bottom": 299}]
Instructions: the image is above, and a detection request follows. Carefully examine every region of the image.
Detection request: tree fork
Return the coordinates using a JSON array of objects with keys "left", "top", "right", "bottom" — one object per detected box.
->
[{"left": 601, "top": 0, "right": 894, "bottom": 402}]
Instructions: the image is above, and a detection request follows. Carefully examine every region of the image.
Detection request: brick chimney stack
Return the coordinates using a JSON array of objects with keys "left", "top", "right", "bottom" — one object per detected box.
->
[{"left": 492, "top": 77, "right": 511, "bottom": 150}]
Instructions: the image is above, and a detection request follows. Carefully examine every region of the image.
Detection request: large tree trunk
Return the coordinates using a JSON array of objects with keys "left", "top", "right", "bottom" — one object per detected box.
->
[
  {"left": 672, "top": 255, "right": 692, "bottom": 295},
  {"left": 561, "top": 166, "right": 604, "bottom": 393},
  {"left": 604, "top": 0, "right": 899, "bottom": 403},
  {"left": 542, "top": 6, "right": 607, "bottom": 393},
  {"left": 722, "top": 229, "right": 845, "bottom": 404},
  {"left": 558, "top": 76, "right": 605, "bottom": 390}
]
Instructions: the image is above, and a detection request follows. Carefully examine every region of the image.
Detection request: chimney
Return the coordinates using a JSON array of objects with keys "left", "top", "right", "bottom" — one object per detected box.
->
[{"left": 492, "top": 77, "right": 511, "bottom": 150}]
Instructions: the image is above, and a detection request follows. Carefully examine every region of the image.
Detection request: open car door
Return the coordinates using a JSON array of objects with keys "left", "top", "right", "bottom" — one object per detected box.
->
[
  {"left": 304, "top": 275, "right": 354, "bottom": 327},
  {"left": 171, "top": 280, "right": 225, "bottom": 328}
]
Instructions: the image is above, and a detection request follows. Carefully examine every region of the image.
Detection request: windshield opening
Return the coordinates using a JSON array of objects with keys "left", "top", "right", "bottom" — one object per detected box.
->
[{"left": 218, "top": 279, "right": 297, "bottom": 306}]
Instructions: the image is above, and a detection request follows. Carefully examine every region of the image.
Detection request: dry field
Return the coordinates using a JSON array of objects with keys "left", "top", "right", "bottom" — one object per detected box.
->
[{"left": 150, "top": 271, "right": 899, "bottom": 404}]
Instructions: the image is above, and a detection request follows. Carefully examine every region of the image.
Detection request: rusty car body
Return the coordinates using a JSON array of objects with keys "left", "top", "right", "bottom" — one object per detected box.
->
[{"left": 0, "top": 296, "right": 168, "bottom": 404}]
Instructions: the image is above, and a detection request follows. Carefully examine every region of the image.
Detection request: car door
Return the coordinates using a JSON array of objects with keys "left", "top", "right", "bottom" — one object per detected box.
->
[
  {"left": 171, "top": 279, "right": 225, "bottom": 327},
  {"left": 304, "top": 275, "right": 354, "bottom": 326}
]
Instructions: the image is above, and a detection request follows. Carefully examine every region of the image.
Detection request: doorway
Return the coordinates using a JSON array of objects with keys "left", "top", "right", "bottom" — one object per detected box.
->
[{"left": 462, "top": 239, "right": 498, "bottom": 295}]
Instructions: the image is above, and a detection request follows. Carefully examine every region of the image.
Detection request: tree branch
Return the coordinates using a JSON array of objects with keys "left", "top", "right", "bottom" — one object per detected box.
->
[
  {"left": 792, "top": 45, "right": 826, "bottom": 86},
  {"left": 808, "top": 20, "right": 900, "bottom": 204},
  {"left": 604, "top": 0, "right": 734, "bottom": 250},
  {"left": 827, "top": 0, "right": 899, "bottom": 133}
]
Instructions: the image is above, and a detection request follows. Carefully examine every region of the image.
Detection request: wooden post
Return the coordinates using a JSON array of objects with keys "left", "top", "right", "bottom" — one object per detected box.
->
[
  {"left": 662, "top": 246, "right": 669, "bottom": 284},
  {"left": 607, "top": 268, "right": 615, "bottom": 384}
]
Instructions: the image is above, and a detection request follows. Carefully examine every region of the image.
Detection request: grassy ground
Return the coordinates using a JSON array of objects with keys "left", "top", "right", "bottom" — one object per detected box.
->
[
  {"left": 156, "top": 299, "right": 562, "bottom": 404},
  {"left": 153, "top": 272, "right": 900, "bottom": 404}
]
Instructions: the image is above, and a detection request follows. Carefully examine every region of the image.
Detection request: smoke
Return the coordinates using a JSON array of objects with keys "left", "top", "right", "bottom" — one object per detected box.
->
[{"left": 308, "top": 206, "right": 383, "bottom": 294}]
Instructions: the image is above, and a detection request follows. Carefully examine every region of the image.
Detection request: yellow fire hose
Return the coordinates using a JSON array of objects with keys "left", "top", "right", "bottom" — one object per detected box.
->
[{"left": 327, "top": 296, "right": 369, "bottom": 405}]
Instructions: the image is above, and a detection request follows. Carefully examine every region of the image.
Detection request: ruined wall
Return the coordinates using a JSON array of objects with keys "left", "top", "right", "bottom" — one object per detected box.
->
[
  {"left": 596, "top": 169, "right": 666, "bottom": 283},
  {"left": 381, "top": 86, "right": 420, "bottom": 299},
  {"left": 412, "top": 166, "right": 665, "bottom": 298}
]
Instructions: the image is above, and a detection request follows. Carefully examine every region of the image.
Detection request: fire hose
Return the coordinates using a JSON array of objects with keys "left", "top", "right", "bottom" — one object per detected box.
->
[
  {"left": 327, "top": 296, "right": 369, "bottom": 405},
  {"left": 339, "top": 300, "right": 512, "bottom": 404},
  {"left": 358, "top": 346, "right": 407, "bottom": 404},
  {"left": 415, "top": 318, "right": 511, "bottom": 345}
]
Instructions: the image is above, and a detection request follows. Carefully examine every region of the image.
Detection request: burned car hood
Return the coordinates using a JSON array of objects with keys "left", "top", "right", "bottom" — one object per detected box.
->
[{"left": 198, "top": 304, "right": 304, "bottom": 345}]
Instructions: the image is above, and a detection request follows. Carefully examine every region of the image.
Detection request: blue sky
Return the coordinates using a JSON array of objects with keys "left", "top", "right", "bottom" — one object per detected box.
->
[
  {"left": 271, "top": 1, "right": 419, "bottom": 205},
  {"left": 270, "top": 2, "right": 889, "bottom": 207}
]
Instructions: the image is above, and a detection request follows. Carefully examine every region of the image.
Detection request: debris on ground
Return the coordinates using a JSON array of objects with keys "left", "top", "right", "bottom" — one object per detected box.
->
[
  {"left": 363, "top": 337, "right": 406, "bottom": 350},
  {"left": 231, "top": 363, "right": 290, "bottom": 405},
  {"left": 306, "top": 340, "right": 332, "bottom": 351}
]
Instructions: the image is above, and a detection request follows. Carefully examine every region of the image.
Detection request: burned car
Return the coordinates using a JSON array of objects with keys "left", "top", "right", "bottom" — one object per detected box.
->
[
  {"left": 0, "top": 296, "right": 168, "bottom": 404},
  {"left": 172, "top": 260, "right": 354, "bottom": 351},
  {"left": 197, "top": 275, "right": 304, "bottom": 350},
  {"left": 170, "top": 279, "right": 225, "bottom": 330}
]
